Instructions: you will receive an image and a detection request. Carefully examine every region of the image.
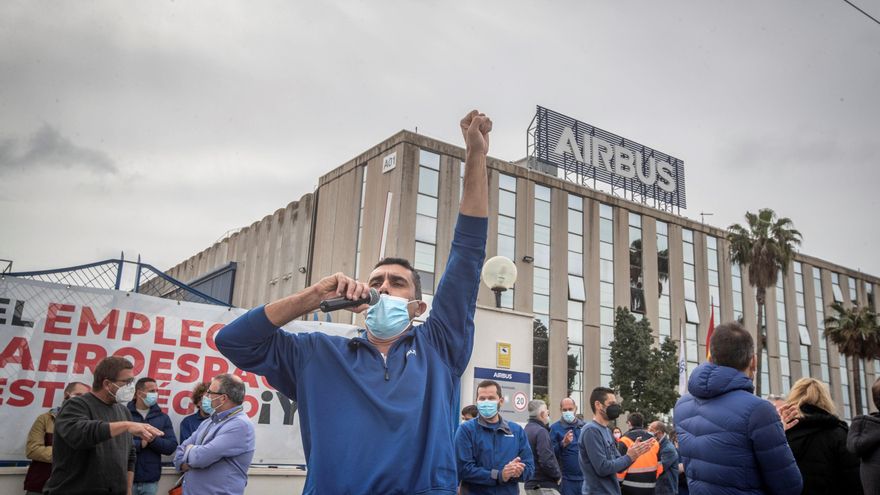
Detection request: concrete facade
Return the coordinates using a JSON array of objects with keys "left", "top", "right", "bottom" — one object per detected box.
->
[{"left": 168, "top": 129, "right": 880, "bottom": 421}]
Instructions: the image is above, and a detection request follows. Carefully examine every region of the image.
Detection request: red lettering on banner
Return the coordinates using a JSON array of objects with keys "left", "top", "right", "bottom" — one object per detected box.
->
[
  {"left": 8, "top": 379, "right": 35, "bottom": 407},
  {"left": 243, "top": 394, "right": 258, "bottom": 418},
  {"left": 122, "top": 312, "right": 150, "bottom": 341},
  {"left": 0, "top": 337, "right": 34, "bottom": 370},
  {"left": 202, "top": 356, "right": 228, "bottom": 381},
  {"left": 175, "top": 354, "right": 199, "bottom": 383},
  {"left": 180, "top": 320, "right": 203, "bottom": 349},
  {"left": 233, "top": 368, "right": 259, "bottom": 388},
  {"left": 157, "top": 387, "right": 171, "bottom": 412},
  {"left": 44, "top": 303, "right": 75, "bottom": 335},
  {"left": 0, "top": 377, "right": 7, "bottom": 405},
  {"left": 38, "top": 340, "right": 71, "bottom": 372},
  {"left": 206, "top": 323, "right": 224, "bottom": 352},
  {"left": 113, "top": 347, "right": 145, "bottom": 375},
  {"left": 77, "top": 307, "right": 119, "bottom": 339},
  {"left": 73, "top": 343, "right": 107, "bottom": 374},
  {"left": 172, "top": 389, "right": 195, "bottom": 415},
  {"left": 38, "top": 381, "right": 65, "bottom": 407},
  {"left": 147, "top": 350, "right": 174, "bottom": 382},
  {"left": 154, "top": 317, "right": 175, "bottom": 346}
]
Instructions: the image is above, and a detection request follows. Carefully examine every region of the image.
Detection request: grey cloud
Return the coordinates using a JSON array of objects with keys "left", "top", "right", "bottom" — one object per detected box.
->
[{"left": 0, "top": 124, "right": 117, "bottom": 175}]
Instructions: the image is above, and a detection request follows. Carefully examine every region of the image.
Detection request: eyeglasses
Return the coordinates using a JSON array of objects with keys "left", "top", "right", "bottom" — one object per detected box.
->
[
  {"left": 205, "top": 389, "right": 225, "bottom": 397},
  {"left": 111, "top": 378, "right": 135, "bottom": 386}
]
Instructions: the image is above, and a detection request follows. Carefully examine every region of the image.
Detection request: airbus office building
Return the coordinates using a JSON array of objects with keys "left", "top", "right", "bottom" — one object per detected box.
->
[{"left": 168, "top": 107, "right": 879, "bottom": 420}]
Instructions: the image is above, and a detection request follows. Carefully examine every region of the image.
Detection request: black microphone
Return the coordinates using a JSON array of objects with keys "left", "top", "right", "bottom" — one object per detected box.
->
[{"left": 319, "top": 288, "right": 380, "bottom": 313}]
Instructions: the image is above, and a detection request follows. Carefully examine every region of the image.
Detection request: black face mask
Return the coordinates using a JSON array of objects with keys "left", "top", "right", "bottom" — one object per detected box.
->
[{"left": 604, "top": 404, "right": 622, "bottom": 421}]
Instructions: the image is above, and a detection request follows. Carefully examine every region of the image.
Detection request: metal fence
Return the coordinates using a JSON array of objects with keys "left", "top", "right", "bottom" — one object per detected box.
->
[{"left": 4, "top": 254, "right": 230, "bottom": 307}]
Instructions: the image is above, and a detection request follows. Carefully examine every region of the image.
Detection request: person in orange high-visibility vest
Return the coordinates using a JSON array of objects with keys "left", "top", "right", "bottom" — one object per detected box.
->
[{"left": 616, "top": 412, "right": 662, "bottom": 495}]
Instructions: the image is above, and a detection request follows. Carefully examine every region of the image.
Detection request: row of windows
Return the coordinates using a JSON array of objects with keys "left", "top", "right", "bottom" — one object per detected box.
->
[{"left": 410, "top": 149, "right": 878, "bottom": 414}]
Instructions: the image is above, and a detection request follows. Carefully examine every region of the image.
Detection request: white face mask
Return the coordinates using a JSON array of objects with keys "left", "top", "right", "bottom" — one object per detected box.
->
[{"left": 111, "top": 382, "right": 135, "bottom": 404}]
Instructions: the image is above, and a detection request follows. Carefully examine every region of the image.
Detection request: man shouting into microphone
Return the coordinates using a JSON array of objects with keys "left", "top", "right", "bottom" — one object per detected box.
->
[{"left": 216, "top": 110, "right": 492, "bottom": 494}]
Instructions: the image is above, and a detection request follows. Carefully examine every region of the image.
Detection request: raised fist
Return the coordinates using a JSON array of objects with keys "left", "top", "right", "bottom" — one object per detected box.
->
[{"left": 460, "top": 109, "right": 492, "bottom": 156}]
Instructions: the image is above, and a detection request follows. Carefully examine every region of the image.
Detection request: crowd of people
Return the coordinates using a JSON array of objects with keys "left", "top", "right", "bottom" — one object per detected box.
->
[{"left": 14, "top": 111, "right": 880, "bottom": 495}]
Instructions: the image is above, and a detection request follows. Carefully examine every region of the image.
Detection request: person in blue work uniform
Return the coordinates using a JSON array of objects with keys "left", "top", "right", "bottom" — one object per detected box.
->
[
  {"left": 128, "top": 377, "right": 178, "bottom": 495},
  {"left": 215, "top": 109, "right": 492, "bottom": 494},
  {"left": 455, "top": 380, "right": 535, "bottom": 494},
  {"left": 549, "top": 397, "right": 585, "bottom": 495}
]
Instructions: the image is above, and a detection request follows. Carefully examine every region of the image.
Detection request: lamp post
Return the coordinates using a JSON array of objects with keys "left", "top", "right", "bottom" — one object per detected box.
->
[{"left": 481, "top": 256, "right": 518, "bottom": 308}]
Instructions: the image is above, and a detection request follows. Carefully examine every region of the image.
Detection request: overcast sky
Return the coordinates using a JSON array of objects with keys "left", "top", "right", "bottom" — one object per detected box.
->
[{"left": 2, "top": 1, "right": 879, "bottom": 281}]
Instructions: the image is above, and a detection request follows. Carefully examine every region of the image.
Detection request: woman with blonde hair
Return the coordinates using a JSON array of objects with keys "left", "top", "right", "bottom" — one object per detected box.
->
[{"left": 784, "top": 377, "right": 862, "bottom": 494}]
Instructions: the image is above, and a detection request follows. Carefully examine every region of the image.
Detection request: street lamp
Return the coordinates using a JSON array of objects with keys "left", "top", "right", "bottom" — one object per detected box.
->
[{"left": 481, "top": 256, "right": 517, "bottom": 308}]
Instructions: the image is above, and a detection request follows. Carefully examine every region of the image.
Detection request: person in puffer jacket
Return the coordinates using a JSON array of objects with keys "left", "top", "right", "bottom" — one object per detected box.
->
[
  {"left": 674, "top": 321, "right": 802, "bottom": 495},
  {"left": 848, "top": 377, "right": 880, "bottom": 495}
]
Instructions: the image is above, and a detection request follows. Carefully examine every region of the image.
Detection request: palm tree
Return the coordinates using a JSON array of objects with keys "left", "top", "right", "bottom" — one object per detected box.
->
[
  {"left": 727, "top": 208, "right": 802, "bottom": 396},
  {"left": 824, "top": 301, "right": 880, "bottom": 415}
]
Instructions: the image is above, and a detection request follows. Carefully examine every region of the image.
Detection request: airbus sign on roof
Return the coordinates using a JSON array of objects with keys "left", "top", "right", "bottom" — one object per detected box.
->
[{"left": 528, "top": 106, "right": 686, "bottom": 211}]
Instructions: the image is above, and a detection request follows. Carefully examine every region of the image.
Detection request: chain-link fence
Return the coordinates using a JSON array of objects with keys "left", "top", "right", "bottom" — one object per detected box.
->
[{"left": 4, "top": 256, "right": 230, "bottom": 306}]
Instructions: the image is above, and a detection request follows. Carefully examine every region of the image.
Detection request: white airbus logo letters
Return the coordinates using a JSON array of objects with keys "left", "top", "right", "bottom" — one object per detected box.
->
[{"left": 554, "top": 126, "right": 676, "bottom": 193}]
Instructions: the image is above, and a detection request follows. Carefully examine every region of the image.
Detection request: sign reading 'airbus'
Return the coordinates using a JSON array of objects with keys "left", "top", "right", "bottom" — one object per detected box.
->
[{"left": 530, "top": 106, "right": 686, "bottom": 209}]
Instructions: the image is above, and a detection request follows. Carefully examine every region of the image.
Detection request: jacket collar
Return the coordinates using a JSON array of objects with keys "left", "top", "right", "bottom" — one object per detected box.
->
[{"left": 477, "top": 414, "right": 512, "bottom": 434}]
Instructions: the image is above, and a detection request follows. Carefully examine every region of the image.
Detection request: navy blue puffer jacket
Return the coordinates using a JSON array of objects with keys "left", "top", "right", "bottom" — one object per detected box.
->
[{"left": 674, "top": 363, "right": 802, "bottom": 495}]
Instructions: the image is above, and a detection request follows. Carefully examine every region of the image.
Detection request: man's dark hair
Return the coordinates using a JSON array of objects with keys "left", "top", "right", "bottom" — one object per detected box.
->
[
  {"left": 374, "top": 257, "right": 422, "bottom": 300},
  {"left": 64, "top": 381, "right": 89, "bottom": 395},
  {"left": 476, "top": 380, "right": 502, "bottom": 399},
  {"left": 93, "top": 356, "right": 133, "bottom": 390},
  {"left": 135, "top": 377, "right": 156, "bottom": 391},
  {"left": 589, "top": 387, "right": 615, "bottom": 413},
  {"left": 709, "top": 321, "right": 754, "bottom": 371},
  {"left": 213, "top": 374, "right": 246, "bottom": 405},
  {"left": 191, "top": 382, "right": 210, "bottom": 406},
  {"left": 461, "top": 405, "right": 478, "bottom": 418},
  {"left": 873, "top": 377, "right": 880, "bottom": 410},
  {"left": 628, "top": 412, "right": 645, "bottom": 428}
]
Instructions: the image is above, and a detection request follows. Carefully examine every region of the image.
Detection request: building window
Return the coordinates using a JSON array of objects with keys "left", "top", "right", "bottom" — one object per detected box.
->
[
  {"left": 706, "top": 236, "right": 721, "bottom": 323},
  {"left": 533, "top": 185, "right": 552, "bottom": 399},
  {"left": 629, "top": 213, "right": 644, "bottom": 314},
  {"left": 497, "top": 173, "right": 517, "bottom": 308},
  {"left": 832, "top": 272, "right": 844, "bottom": 303},
  {"left": 812, "top": 267, "right": 831, "bottom": 383},
  {"left": 657, "top": 221, "right": 671, "bottom": 340},
  {"left": 849, "top": 277, "right": 859, "bottom": 306},
  {"left": 415, "top": 150, "right": 441, "bottom": 295},
  {"left": 776, "top": 272, "right": 791, "bottom": 394},
  {"left": 682, "top": 229, "right": 699, "bottom": 375},
  {"left": 567, "top": 194, "right": 584, "bottom": 409},
  {"left": 599, "top": 203, "right": 614, "bottom": 387},
  {"left": 793, "top": 262, "right": 811, "bottom": 379},
  {"left": 732, "top": 263, "right": 745, "bottom": 322}
]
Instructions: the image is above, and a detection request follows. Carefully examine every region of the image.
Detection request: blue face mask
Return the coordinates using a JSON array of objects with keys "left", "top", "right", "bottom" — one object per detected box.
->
[
  {"left": 143, "top": 392, "right": 158, "bottom": 407},
  {"left": 366, "top": 295, "right": 416, "bottom": 340},
  {"left": 562, "top": 411, "right": 576, "bottom": 423},
  {"left": 477, "top": 400, "right": 499, "bottom": 419},
  {"left": 201, "top": 396, "right": 216, "bottom": 416}
]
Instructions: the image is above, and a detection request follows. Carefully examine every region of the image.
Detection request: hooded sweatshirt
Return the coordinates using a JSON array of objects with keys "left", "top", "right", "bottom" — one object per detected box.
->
[{"left": 673, "top": 362, "right": 802, "bottom": 495}]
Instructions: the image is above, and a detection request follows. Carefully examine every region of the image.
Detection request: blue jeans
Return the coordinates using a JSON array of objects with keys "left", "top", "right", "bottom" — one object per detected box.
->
[{"left": 133, "top": 481, "right": 159, "bottom": 495}]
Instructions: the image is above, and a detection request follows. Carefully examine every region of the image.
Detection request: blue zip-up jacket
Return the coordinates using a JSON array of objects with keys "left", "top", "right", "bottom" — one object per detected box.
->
[
  {"left": 179, "top": 411, "right": 209, "bottom": 444},
  {"left": 654, "top": 435, "right": 679, "bottom": 495},
  {"left": 674, "top": 362, "right": 802, "bottom": 495},
  {"left": 216, "top": 213, "right": 486, "bottom": 494},
  {"left": 127, "top": 401, "right": 178, "bottom": 483},
  {"left": 550, "top": 418, "right": 585, "bottom": 481},
  {"left": 454, "top": 416, "right": 535, "bottom": 494}
]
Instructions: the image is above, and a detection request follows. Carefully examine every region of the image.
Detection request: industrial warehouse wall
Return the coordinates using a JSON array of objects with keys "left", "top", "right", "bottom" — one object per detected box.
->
[{"left": 165, "top": 194, "right": 315, "bottom": 309}]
